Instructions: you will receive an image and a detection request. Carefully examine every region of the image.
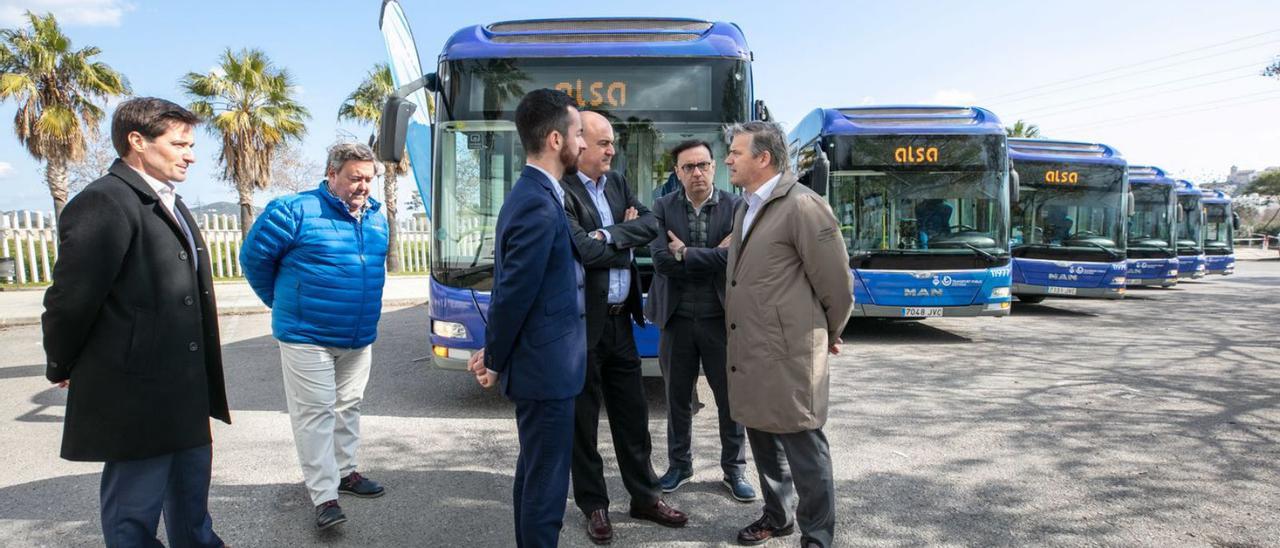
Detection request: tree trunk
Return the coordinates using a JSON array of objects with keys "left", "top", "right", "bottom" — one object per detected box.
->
[
  {"left": 237, "top": 182, "right": 255, "bottom": 239},
  {"left": 46, "top": 157, "right": 70, "bottom": 223},
  {"left": 383, "top": 164, "right": 401, "bottom": 273}
]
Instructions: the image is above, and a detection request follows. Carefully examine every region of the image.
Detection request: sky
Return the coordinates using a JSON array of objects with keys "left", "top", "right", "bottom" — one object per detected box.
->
[{"left": 1, "top": 0, "right": 1278, "bottom": 214}]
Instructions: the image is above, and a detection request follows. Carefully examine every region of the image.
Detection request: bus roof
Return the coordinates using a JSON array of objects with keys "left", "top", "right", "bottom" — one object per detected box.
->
[
  {"left": 793, "top": 106, "right": 1005, "bottom": 137},
  {"left": 1175, "top": 179, "right": 1201, "bottom": 196},
  {"left": 1008, "top": 138, "right": 1125, "bottom": 168},
  {"left": 438, "top": 18, "right": 751, "bottom": 61},
  {"left": 1200, "top": 189, "right": 1232, "bottom": 204},
  {"left": 1128, "top": 165, "right": 1176, "bottom": 186}
]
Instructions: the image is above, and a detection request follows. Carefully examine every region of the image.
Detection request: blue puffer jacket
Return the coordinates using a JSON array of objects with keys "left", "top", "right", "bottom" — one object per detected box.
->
[{"left": 240, "top": 183, "right": 389, "bottom": 349}]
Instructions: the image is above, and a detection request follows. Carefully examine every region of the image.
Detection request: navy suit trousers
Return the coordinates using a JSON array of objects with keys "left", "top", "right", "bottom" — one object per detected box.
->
[
  {"left": 99, "top": 443, "right": 221, "bottom": 548},
  {"left": 513, "top": 397, "right": 575, "bottom": 548}
]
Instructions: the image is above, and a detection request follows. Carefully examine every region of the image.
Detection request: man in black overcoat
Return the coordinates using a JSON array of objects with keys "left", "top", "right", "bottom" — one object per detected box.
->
[{"left": 42, "top": 97, "right": 230, "bottom": 547}]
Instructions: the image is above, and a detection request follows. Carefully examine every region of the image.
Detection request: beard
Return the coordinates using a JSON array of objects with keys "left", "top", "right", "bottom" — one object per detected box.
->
[{"left": 560, "top": 144, "right": 580, "bottom": 176}]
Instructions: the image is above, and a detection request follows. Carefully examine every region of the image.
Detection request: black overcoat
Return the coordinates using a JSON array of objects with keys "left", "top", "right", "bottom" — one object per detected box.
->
[{"left": 42, "top": 160, "right": 231, "bottom": 462}]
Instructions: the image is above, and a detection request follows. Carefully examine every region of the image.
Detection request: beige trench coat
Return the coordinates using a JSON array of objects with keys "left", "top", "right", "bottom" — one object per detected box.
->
[{"left": 725, "top": 174, "right": 853, "bottom": 433}]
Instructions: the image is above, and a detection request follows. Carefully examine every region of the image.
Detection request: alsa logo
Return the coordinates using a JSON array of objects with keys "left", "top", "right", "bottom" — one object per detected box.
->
[
  {"left": 905, "top": 288, "right": 944, "bottom": 297},
  {"left": 1048, "top": 273, "right": 1079, "bottom": 281}
]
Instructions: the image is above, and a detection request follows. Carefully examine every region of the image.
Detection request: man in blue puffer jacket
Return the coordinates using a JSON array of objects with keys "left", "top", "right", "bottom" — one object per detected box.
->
[{"left": 240, "top": 142, "right": 389, "bottom": 530}]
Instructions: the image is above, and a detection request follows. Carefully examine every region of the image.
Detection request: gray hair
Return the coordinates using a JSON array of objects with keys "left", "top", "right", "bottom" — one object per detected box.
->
[
  {"left": 726, "top": 121, "right": 788, "bottom": 173},
  {"left": 325, "top": 142, "right": 383, "bottom": 176}
]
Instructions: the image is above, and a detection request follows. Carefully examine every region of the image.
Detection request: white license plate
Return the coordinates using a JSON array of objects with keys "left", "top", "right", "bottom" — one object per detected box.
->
[
  {"left": 1047, "top": 286, "right": 1078, "bottom": 295},
  {"left": 902, "top": 307, "right": 944, "bottom": 317}
]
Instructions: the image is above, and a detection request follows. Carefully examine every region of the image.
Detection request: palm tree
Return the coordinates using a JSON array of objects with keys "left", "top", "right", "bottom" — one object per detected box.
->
[
  {"left": 338, "top": 63, "right": 415, "bottom": 272},
  {"left": 182, "top": 48, "right": 309, "bottom": 237},
  {"left": 0, "top": 11, "right": 129, "bottom": 221},
  {"left": 1006, "top": 120, "right": 1042, "bottom": 138}
]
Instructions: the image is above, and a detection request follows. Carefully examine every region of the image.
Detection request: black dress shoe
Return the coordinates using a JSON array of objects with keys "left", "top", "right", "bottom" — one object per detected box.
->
[
  {"left": 736, "top": 514, "right": 794, "bottom": 546},
  {"left": 338, "top": 471, "right": 385, "bottom": 498},
  {"left": 585, "top": 509, "right": 612, "bottom": 545},
  {"left": 315, "top": 500, "right": 347, "bottom": 530},
  {"left": 629, "top": 499, "right": 688, "bottom": 528}
]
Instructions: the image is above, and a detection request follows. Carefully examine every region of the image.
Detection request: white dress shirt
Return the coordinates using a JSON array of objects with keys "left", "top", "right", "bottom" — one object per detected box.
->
[
  {"left": 742, "top": 172, "right": 782, "bottom": 236},
  {"left": 128, "top": 165, "right": 178, "bottom": 221}
]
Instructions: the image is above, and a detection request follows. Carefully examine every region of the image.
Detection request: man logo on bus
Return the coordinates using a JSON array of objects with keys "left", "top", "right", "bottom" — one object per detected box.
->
[
  {"left": 1045, "top": 170, "right": 1079, "bottom": 184},
  {"left": 555, "top": 80, "right": 627, "bottom": 109},
  {"left": 905, "top": 288, "right": 944, "bottom": 297},
  {"left": 894, "top": 146, "right": 939, "bottom": 164}
]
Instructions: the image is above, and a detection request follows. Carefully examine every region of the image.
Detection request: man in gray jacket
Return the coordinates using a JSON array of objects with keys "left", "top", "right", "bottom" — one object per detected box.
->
[{"left": 723, "top": 122, "right": 853, "bottom": 548}]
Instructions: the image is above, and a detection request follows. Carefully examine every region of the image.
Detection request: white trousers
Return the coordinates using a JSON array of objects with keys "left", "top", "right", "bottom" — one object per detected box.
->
[{"left": 278, "top": 342, "right": 373, "bottom": 506}]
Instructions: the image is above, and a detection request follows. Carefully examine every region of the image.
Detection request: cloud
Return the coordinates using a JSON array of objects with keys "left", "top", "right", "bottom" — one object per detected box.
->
[
  {"left": 926, "top": 89, "right": 978, "bottom": 106},
  {"left": 0, "top": 0, "right": 133, "bottom": 28},
  {"left": 0, "top": 162, "right": 13, "bottom": 179}
]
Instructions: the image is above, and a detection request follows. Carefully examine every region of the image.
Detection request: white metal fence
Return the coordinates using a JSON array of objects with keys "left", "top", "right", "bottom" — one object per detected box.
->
[{"left": 0, "top": 211, "right": 431, "bottom": 284}]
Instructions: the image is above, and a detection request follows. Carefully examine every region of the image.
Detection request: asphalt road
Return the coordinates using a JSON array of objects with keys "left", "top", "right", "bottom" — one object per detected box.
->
[{"left": 1, "top": 261, "right": 1277, "bottom": 547}]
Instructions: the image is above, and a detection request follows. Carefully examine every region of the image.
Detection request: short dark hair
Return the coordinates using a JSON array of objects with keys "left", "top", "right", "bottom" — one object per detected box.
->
[
  {"left": 111, "top": 97, "right": 200, "bottom": 158},
  {"left": 727, "top": 121, "right": 788, "bottom": 173},
  {"left": 515, "top": 88, "right": 575, "bottom": 156},
  {"left": 670, "top": 139, "right": 714, "bottom": 163}
]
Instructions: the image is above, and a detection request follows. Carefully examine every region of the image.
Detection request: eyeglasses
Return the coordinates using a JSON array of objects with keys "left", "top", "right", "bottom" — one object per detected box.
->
[{"left": 679, "top": 161, "right": 714, "bottom": 174}]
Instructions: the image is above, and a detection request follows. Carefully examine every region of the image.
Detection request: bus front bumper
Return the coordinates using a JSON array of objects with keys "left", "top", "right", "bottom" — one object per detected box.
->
[
  {"left": 1126, "top": 277, "right": 1177, "bottom": 287},
  {"left": 852, "top": 302, "right": 1011, "bottom": 318},
  {"left": 1012, "top": 283, "right": 1125, "bottom": 299}
]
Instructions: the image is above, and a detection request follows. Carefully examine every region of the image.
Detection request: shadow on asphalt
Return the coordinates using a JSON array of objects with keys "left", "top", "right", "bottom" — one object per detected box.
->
[
  {"left": 842, "top": 319, "right": 972, "bottom": 345},
  {"left": 1009, "top": 303, "right": 1098, "bottom": 317}
]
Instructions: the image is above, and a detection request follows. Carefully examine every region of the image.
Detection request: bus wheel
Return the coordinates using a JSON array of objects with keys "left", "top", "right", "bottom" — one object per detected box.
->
[{"left": 1017, "top": 295, "right": 1046, "bottom": 304}]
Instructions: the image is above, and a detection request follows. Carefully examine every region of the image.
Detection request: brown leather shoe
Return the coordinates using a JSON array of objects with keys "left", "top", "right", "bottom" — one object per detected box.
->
[
  {"left": 585, "top": 509, "right": 612, "bottom": 545},
  {"left": 736, "top": 514, "right": 795, "bottom": 546},
  {"left": 628, "top": 498, "right": 688, "bottom": 528}
]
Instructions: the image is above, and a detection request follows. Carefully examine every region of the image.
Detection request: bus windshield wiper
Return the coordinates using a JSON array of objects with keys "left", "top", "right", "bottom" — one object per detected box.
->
[
  {"left": 958, "top": 242, "right": 1000, "bottom": 262},
  {"left": 1078, "top": 240, "right": 1122, "bottom": 260}
]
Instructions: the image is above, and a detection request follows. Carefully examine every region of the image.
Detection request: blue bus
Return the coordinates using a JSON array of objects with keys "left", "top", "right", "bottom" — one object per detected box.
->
[
  {"left": 1174, "top": 179, "right": 1207, "bottom": 279},
  {"left": 1008, "top": 139, "right": 1128, "bottom": 302},
  {"left": 1200, "top": 189, "right": 1237, "bottom": 276},
  {"left": 377, "top": 5, "right": 761, "bottom": 370},
  {"left": 1125, "top": 166, "right": 1179, "bottom": 287},
  {"left": 787, "top": 106, "right": 1013, "bottom": 319}
]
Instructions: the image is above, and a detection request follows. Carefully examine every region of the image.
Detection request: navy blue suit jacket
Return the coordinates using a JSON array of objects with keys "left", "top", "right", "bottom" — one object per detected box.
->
[{"left": 484, "top": 165, "right": 587, "bottom": 401}]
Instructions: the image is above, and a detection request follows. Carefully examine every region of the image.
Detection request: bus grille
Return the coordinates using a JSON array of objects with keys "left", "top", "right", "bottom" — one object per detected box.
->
[
  {"left": 1010, "top": 139, "right": 1111, "bottom": 158},
  {"left": 838, "top": 106, "right": 979, "bottom": 126}
]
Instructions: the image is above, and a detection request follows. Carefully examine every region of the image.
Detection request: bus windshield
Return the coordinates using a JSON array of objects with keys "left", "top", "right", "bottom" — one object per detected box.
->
[
  {"left": 1128, "top": 183, "right": 1175, "bottom": 251},
  {"left": 1204, "top": 203, "right": 1233, "bottom": 252},
  {"left": 432, "top": 57, "right": 749, "bottom": 289},
  {"left": 1176, "top": 193, "right": 1204, "bottom": 252},
  {"left": 1012, "top": 163, "right": 1126, "bottom": 260},
  {"left": 827, "top": 134, "right": 1009, "bottom": 268}
]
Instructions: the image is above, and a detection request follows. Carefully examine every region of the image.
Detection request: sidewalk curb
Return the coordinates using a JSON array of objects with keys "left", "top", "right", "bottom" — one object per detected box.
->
[{"left": 0, "top": 299, "right": 428, "bottom": 329}]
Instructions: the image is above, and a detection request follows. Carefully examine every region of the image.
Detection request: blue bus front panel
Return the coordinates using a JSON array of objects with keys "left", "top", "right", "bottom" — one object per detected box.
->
[
  {"left": 1176, "top": 254, "right": 1207, "bottom": 279},
  {"left": 1125, "top": 258, "right": 1178, "bottom": 287},
  {"left": 852, "top": 267, "right": 1012, "bottom": 318},
  {"left": 1204, "top": 254, "right": 1235, "bottom": 276},
  {"left": 427, "top": 278, "right": 660, "bottom": 372},
  {"left": 1012, "top": 258, "right": 1126, "bottom": 299}
]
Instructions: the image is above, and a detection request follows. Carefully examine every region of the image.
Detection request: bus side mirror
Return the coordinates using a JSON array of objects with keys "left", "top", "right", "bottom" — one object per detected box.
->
[
  {"left": 754, "top": 99, "right": 771, "bottom": 122},
  {"left": 811, "top": 146, "right": 830, "bottom": 197},
  {"left": 378, "top": 96, "right": 416, "bottom": 163},
  {"left": 1127, "top": 191, "right": 1135, "bottom": 216},
  {"left": 1232, "top": 211, "right": 1241, "bottom": 230},
  {"left": 1009, "top": 170, "right": 1020, "bottom": 205}
]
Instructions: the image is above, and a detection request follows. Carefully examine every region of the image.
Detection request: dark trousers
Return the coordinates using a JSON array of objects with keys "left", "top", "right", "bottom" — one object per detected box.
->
[
  {"left": 660, "top": 313, "right": 746, "bottom": 476},
  {"left": 747, "top": 428, "right": 836, "bottom": 548},
  {"left": 571, "top": 314, "right": 661, "bottom": 514},
  {"left": 99, "top": 443, "right": 222, "bottom": 548},
  {"left": 513, "top": 397, "right": 575, "bottom": 548}
]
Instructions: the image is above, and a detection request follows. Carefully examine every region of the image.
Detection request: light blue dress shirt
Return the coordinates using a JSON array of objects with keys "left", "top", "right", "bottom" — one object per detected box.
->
[{"left": 579, "top": 171, "right": 631, "bottom": 304}]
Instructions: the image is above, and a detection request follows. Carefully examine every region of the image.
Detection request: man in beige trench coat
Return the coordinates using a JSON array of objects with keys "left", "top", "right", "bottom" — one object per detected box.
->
[{"left": 722, "top": 121, "right": 853, "bottom": 548}]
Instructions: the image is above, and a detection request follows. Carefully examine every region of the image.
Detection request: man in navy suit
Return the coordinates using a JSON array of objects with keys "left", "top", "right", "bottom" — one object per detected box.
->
[{"left": 467, "top": 88, "right": 587, "bottom": 548}]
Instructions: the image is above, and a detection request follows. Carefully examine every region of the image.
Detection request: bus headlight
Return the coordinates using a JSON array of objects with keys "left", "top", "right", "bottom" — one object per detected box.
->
[
  {"left": 1166, "top": 269, "right": 1178, "bottom": 277},
  {"left": 1110, "top": 277, "right": 1126, "bottom": 285},
  {"left": 432, "top": 320, "right": 468, "bottom": 339},
  {"left": 990, "top": 287, "right": 1010, "bottom": 298}
]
